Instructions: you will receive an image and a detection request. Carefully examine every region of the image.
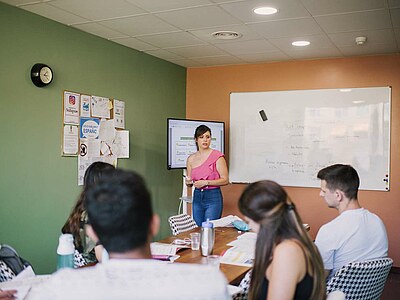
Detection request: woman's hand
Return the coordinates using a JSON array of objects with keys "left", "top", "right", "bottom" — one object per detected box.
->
[
  {"left": 193, "top": 180, "right": 208, "bottom": 189},
  {"left": 0, "top": 290, "right": 17, "bottom": 300}
]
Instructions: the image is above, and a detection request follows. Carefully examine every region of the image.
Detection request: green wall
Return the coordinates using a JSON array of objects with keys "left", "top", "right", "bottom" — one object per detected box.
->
[{"left": 0, "top": 3, "right": 186, "bottom": 274}]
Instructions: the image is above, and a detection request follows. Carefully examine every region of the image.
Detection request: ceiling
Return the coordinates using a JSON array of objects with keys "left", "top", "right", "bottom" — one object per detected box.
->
[{"left": 3, "top": 0, "right": 400, "bottom": 67}]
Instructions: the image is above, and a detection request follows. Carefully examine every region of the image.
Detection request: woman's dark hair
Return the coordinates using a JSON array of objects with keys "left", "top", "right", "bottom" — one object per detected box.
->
[
  {"left": 194, "top": 125, "right": 211, "bottom": 150},
  {"left": 61, "top": 162, "right": 115, "bottom": 251},
  {"left": 238, "top": 180, "right": 326, "bottom": 300}
]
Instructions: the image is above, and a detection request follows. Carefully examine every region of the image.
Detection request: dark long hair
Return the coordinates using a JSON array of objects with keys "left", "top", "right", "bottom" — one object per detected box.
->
[
  {"left": 61, "top": 162, "right": 115, "bottom": 251},
  {"left": 238, "top": 180, "right": 325, "bottom": 300}
]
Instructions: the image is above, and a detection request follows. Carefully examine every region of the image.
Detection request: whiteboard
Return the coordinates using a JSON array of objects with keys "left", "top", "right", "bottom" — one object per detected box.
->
[{"left": 229, "top": 87, "right": 391, "bottom": 191}]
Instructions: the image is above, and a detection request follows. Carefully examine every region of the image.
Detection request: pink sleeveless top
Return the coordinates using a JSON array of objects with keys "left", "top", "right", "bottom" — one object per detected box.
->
[{"left": 191, "top": 150, "right": 224, "bottom": 190}]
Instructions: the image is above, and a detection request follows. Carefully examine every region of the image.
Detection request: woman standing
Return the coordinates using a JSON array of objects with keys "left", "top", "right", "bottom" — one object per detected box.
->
[
  {"left": 186, "top": 125, "right": 229, "bottom": 226},
  {"left": 238, "top": 180, "right": 325, "bottom": 300}
]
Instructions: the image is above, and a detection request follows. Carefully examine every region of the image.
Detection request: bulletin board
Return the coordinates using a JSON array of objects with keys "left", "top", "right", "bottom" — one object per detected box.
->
[
  {"left": 61, "top": 90, "right": 129, "bottom": 185},
  {"left": 229, "top": 87, "right": 391, "bottom": 191}
]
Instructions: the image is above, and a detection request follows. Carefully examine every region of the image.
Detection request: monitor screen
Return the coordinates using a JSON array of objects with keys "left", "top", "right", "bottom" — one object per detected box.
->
[{"left": 167, "top": 118, "right": 225, "bottom": 169}]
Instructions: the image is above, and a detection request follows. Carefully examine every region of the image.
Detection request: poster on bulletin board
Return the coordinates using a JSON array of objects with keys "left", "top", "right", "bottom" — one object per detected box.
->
[{"left": 61, "top": 91, "right": 130, "bottom": 184}]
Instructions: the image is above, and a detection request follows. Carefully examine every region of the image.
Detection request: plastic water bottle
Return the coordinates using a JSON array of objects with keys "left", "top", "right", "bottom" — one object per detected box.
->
[
  {"left": 57, "top": 234, "right": 75, "bottom": 270},
  {"left": 200, "top": 219, "right": 215, "bottom": 256}
]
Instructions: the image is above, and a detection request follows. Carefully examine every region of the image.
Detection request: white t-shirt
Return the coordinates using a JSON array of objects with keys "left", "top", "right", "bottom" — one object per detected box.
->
[
  {"left": 315, "top": 208, "right": 388, "bottom": 276},
  {"left": 28, "top": 259, "right": 229, "bottom": 300}
]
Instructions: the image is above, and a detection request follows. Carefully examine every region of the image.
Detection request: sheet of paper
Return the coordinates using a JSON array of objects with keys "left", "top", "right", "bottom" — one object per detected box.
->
[
  {"left": 63, "top": 91, "right": 80, "bottom": 125},
  {"left": 80, "top": 117, "right": 100, "bottom": 139},
  {"left": 78, "top": 156, "right": 102, "bottom": 185},
  {"left": 150, "top": 242, "right": 179, "bottom": 256},
  {"left": 79, "top": 138, "right": 101, "bottom": 158},
  {"left": 99, "top": 119, "right": 116, "bottom": 144},
  {"left": 112, "top": 130, "right": 129, "bottom": 158},
  {"left": 91, "top": 96, "right": 111, "bottom": 118},
  {"left": 80, "top": 94, "right": 91, "bottom": 117},
  {"left": 0, "top": 267, "right": 49, "bottom": 300},
  {"left": 63, "top": 125, "right": 79, "bottom": 155},
  {"left": 113, "top": 99, "right": 125, "bottom": 129},
  {"left": 210, "top": 215, "right": 242, "bottom": 227},
  {"left": 220, "top": 246, "right": 254, "bottom": 267}
]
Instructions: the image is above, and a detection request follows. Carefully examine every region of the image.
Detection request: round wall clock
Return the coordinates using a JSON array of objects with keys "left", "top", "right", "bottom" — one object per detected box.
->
[{"left": 31, "top": 63, "right": 53, "bottom": 87}]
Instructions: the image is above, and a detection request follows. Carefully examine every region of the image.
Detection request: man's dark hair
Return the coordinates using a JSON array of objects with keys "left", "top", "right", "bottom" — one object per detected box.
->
[
  {"left": 85, "top": 169, "right": 153, "bottom": 253},
  {"left": 317, "top": 164, "right": 360, "bottom": 200}
]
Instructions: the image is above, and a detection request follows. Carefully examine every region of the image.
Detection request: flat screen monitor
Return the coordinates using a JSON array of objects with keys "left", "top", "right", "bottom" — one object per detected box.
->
[{"left": 167, "top": 118, "right": 225, "bottom": 169}]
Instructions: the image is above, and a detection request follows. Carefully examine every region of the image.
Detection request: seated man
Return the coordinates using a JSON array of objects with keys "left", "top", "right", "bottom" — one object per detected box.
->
[
  {"left": 315, "top": 164, "right": 388, "bottom": 279},
  {"left": 30, "top": 169, "right": 229, "bottom": 300}
]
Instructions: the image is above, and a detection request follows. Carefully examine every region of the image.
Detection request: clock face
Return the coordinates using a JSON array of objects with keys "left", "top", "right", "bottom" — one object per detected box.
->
[
  {"left": 40, "top": 66, "right": 53, "bottom": 84},
  {"left": 31, "top": 63, "right": 53, "bottom": 87}
]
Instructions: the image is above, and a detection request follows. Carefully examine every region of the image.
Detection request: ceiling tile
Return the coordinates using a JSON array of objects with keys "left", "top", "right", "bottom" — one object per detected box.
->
[
  {"left": 99, "top": 15, "right": 180, "bottom": 36},
  {"left": 111, "top": 37, "right": 158, "bottom": 51},
  {"left": 315, "top": 10, "right": 392, "bottom": 33},
  {"left": 49, "top": 0, "right": 146, "bottom": 21},
  {"left": 300, "top": 0, "right": 386, "bottom": 15},
  {"left": 269, "top": 34, "right": 336, "bottom": 52},
  {"left": 125, "top": 0, "right": 213, "bottom": 12},
  {"left": 192, "top": 55, "right": 245, "bottom": 66},
  {"left": 220, "top": 0, "right": 311, "bottom": 23},
  {"left": 284, "top": 47, "right": 343, "bottom": 60},
  {"left": 236, "top": 51, "right": 292, "bottom": 63},
  {"left": 168, "top": 58, "right": 205, "bottom": 67},
  {"left": 395, "top": 28, "right": 400, "bottom": 44},
  {"left": 20, "top": 3, "right": 89, "bottom": 25},
  {"left": 389, "top": 0, "right": 400, "bottom": 8},
  {"left": 215, "top": 39, "right": 277, "bottom": 55},
  {"left": 248, "top": 18, "right": 323, "bottom": 39},
  {"left": 72, "top": 23, "right": 129, "bottom": 40},
  {"left": 155, "top": 6, "right": 241, "bottom": 30},
  {"left": 189, "top": 24, "right": 262, "bottom": 44},
  {"left": 338, "top": 43, "right": 399, "bottom": 56},
  {"left": 136, "top": 32, "right": 205, "bottom": 48},
  {"left": 328, "top": 29, "right": 396, "bottom": 47},
  {"left": 143, "top": 49, "right": 185, "bottom": 60},
  {"left": 166, "top": 44, "right": 228, "bottom": 58},
  {"left": 2, "top": 0, "right": 41, "bottom": 5},
  {"left": 391, "top": 8, "right": 400, "bottom": 27}
]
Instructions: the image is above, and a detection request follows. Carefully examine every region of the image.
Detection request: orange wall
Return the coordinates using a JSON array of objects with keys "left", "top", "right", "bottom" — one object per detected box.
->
[{"left": 186, "top": 55, "right": 400, "bottom": 267}]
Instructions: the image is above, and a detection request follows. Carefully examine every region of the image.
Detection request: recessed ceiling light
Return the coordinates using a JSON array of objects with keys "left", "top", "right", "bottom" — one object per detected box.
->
[
  {"left": 292, "top": 40, "right": 310, "bottom": 47},
  {"left": 340, "top": 89, "right": 352, "bottom": 92},
  {"left": 353, "top": 100, "right": 365, "bottom": 104},
  {"left": 253, "top": 7, "right": 278, "bottom": 15},
  {"left": 212, "top": 31, "right": 242, "bottom": 40}
]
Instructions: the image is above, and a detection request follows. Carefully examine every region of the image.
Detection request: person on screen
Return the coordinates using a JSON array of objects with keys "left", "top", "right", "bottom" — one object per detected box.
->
[
  {"left": 238, "top": 180, "right": 326, "bottom": 300},
  {"left": 186, "top": 125, "right": 229, "bottom": 226},
  {"left": 315, "top": 164, "right": 388, "bottom": 279},
  {"left": 29, "top": 169, "right": 229, "bottom": 300},
  {"left": 61, "top": 161, "right": 115, "bottom": 265}
]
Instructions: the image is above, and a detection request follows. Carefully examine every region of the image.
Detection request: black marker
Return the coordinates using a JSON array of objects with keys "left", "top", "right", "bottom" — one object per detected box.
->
[{"left": 259, "top": 110, "right": 268, "bottom": 121}]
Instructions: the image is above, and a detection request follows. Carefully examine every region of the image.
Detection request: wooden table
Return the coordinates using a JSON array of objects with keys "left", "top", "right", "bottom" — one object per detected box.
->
[{"left": 158, "top": 227, "right": 251, "bottom": 285}]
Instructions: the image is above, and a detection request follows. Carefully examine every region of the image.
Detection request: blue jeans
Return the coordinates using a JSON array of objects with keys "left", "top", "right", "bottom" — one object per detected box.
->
[{"left": 193, "top": 188, "right": 223, "bottom": 226}]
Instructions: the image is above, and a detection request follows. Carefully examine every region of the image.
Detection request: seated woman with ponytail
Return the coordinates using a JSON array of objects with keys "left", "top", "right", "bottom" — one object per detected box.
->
[{"left": 238, "top": 180, "right": 326, "bottom": 300}]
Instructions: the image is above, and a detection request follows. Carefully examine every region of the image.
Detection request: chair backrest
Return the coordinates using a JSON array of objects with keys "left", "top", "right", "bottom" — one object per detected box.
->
[
  {"left": 0, "top": 244, "right": 32, "bottom": 281},
  {"left": 232, "top": 269, "right": 252, "bottom": 300},
  {"left": 326, "top": 257, "right": 393, "bottom": 300},
  {"left": 168, "top": 214, "right": 197, "bottom": 235}
]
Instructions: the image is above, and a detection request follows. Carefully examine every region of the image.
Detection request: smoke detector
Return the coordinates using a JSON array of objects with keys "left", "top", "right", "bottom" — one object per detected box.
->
[
  {"left": 355, "top": 36, "right": 367, "bottom": 45},
  {"left": 212, "top": 31, "right": 242, "bottom": 40}
]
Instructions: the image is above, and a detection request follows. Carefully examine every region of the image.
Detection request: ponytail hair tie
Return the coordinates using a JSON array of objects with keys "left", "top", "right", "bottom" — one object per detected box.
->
[{"left": 286, "top": 203, "right": 295, "bottom": 211}]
